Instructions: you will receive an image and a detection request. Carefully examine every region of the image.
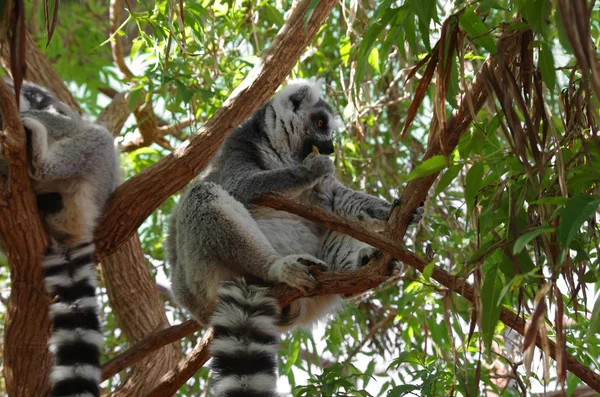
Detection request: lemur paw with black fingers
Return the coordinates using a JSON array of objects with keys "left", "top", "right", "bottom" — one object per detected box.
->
[
  {"left": 269, "top": 254, "right": 329, "bottom": 292},
  {"left": 390, "top": 198, "right": 425, "bottom": 225},
  {"left": 303, "top": 152, "right": 335, "bottom": 180}
]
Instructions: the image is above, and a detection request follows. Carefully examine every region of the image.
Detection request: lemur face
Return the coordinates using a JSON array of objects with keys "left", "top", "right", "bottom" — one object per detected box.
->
[
  {"left": 267, "top": 79, "right": 344, "bottom": 161},
  {"left": 299, "top": 98, "right": 337, "bottom": 159}
]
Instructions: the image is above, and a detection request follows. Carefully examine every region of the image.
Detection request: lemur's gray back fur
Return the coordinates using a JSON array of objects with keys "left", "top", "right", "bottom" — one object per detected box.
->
[
  {"left": 167, "top": 79, "right": 423, "bottom": 397},
  {"left": 0, "top": 81, "right": 119, "bottom": 397}
]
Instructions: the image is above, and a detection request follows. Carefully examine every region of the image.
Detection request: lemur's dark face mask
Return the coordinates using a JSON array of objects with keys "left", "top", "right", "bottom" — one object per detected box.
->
[{"left": 300, "top": 109, "right": 335, "bottom": 159}]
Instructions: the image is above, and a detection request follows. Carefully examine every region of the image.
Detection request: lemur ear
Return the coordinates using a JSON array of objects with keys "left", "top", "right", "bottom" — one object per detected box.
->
[
  {"left": 272, "top": 78, "right": 324, "bottom": 115},
  {"left": 289, "top": 86, "right": 311, "bottom": 112}
]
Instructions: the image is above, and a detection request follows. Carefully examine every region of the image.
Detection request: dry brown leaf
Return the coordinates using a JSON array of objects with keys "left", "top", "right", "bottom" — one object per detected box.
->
[
  {"left": 10, "top": 0, "right": 26, "bottom": 107},
  {"left": 401, "top": 47, "right": 439, "bottom": 138}
]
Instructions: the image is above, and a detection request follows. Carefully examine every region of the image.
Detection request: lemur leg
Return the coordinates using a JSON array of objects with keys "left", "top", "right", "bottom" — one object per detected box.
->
[
  {"left": 175, "top": 183, "right": 327, "bottom": 293},
  {"left": 318, "top": 229, "right": 402, "bottom": 274},
  {"left": 321, "top": 177, "right": 425, "bottom": 231},
  {"left": 318, "top": 230, "right": 374, "bottom": 271}
]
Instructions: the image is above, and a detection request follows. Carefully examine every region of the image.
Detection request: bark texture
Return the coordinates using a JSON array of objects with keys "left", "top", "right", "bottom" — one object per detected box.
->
[
  {"left": 0, "top": 75, "right": 51, "bottom": 396},
  {"left": 102, "top": 236, "right": 182, "bottom": 396}
]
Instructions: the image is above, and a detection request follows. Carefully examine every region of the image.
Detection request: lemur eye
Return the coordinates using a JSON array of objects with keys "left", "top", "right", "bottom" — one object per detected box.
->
[{"left": 317, "top": 119, "right": 324, "bottom": 128}]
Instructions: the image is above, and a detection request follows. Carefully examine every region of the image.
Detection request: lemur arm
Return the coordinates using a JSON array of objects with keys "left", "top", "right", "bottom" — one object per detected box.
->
[
  {"left": 318, "top": 176, "right": 392, "bottom": 230},
  {"left": 226, "top": 154, "right": 332, "bottom": 204},
  {"left": 23, "top": 114, "right": 115, "bottom": 181},
  {"left": 229, "top": 167, "right": 315, "bottom": 204}
]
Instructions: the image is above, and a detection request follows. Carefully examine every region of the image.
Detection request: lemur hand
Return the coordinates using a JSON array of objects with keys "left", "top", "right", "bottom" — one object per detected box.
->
[
  {"left": 303, "top": 153, "right": 334, "bottom": 180},
  {"left": 390, "top": 198, "right": 425, "bottom": 225},
  {"left": 21, "top": 116, "right": 48, "bottom": 180}
]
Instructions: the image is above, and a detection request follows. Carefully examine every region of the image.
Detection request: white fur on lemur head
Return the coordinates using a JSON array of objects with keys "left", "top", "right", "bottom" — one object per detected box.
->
[
  {"left": 17, "top": 83, "right": 74, "bottom": 119},
  {"left": 263, "top": 78, "right": 344, "bottom": 160}
]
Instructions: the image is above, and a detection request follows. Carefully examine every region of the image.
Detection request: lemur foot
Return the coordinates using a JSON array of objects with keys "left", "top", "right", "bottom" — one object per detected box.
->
[
  {"left": 391, "top": 198, "right": 425, "bottom": 225},
  {"left": 357, "top": 247, "right": 402, "bottom": 274},
  {"left": 269, "top": 254, "right": 329, "bottom": 292}
]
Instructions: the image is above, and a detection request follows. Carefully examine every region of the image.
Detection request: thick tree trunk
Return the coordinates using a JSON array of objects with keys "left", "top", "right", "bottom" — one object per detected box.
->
[{"left": 0, "top": 78, "right": 51, "bottom": 395}]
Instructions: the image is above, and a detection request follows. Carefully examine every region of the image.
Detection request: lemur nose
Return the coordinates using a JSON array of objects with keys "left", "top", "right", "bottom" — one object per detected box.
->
[{"left": 317, "top": 140, "right": 335, "bottom": 155}]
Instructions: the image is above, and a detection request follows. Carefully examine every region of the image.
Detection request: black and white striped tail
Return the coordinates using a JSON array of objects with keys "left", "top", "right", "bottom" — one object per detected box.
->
[
  {"left": 42, "top": 241, "right": 102, "bottom": 397},
  {"left": 210, "top": 278, "right": 281, "bottom": 397}
]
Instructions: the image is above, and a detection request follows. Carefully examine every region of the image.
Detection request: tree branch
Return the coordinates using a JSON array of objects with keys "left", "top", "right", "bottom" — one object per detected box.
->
[
  {"left": 146, "top": 329, "right": 214, "bottom": 397},
  {"left": 94, "top": 0, "right": 341, "bottom": 257},
  {"left": 102, "top": 320, "right": 199, "bottom": 381},
  {"left": 120, "top": 116, "right": 195, "bottom": 153},
  {"left": 96, "top": 91, "right": 131, "bottom": 135},
  {"left": 109, "top": 0, "right": 134, "bottom": 79}
]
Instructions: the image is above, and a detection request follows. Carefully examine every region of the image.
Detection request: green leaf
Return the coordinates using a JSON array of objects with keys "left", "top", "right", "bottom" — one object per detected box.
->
[
  {"left": 388, "top": 351, "right": 423, "bottom": 369},
  {"left": 555, "top": 6, "right": 573, "bottom": 54},
  {"left": 403, "top": 13, "right": 417, "bottom": 55},
  {"left": 388, "top": 385, "right": 420, "bottom": 396},
  {"left": 586, "top": 291, "right": 600, "bottom": 340},
  {"left": 517, "top": 0, "right": 550, "bottom": 35},
  {"left": 557, "top": 195, "right": 600, "bottom": 248},
  {"left": 354, "top": 1, "right": 398, "bottom": 94},
  {"left": 409, "top": 0, "right": 434, "bottom": 50},
  {"left": 481, "top": 266, "right": 504, "bottom": 351},
  {"left": 368, "top": 47, "right": 380, "bottom": 75},
  {"left": 529, "top": 197, "right": 568, "bottom": 206},
  {"left": 422, "top": 261, "right": 435, "bottom": 281},
  {"left": 459, "top": 7, "right": 497, "bottom": 54},
  {"left": 339, "top": 37, "right": 351, "bottom": 66},
  {"left": 407, "top": 155, "right": 450, "bottom": 182},
  {"left": 465, "top": 162, "right": 484, "bottom": 214},
  {"left": 581, "top": 271, "right": 598, "bottom": 284},
  {"left": 446, "top": 52, "right": 460, "bottom": 108},
  {"left": 512, "top": 226, "right": 555, "bottom": 254},
  {"left": 435, "top": 163, "right": 463, "bottom": 195},
  {"left": 129, "top": 38, "right": 144, "bottom": 62},
  {"left": 127, "top": 87, "right": 144, "bottom": 111},
  {"left": 539, "top": 42, "right": 556, "bottom": 93}
]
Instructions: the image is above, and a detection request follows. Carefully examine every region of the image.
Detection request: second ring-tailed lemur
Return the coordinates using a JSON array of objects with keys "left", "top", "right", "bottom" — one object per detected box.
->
[
  {"left": 167, "top": 79, "right": 423, "bottom": 396},
  {"left": 0, "top": 81, "right": 119, "bottom": 397}
]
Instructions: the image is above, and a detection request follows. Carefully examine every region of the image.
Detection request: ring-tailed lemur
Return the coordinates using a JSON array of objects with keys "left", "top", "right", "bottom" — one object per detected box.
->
[
  {"left": 0, "top": 81, "right": 119, "bottom": 397},
  {"left": 167, "top": 79, "right": 423, "bottom": 396}
]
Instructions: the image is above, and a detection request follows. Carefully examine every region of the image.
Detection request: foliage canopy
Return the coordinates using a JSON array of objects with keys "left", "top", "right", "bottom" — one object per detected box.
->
[{"left": 0, "top": 0, "right": 599, "bottom": 396}]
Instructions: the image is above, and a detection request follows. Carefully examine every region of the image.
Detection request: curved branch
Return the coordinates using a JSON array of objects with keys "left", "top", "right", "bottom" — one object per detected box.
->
[
  {"left": 102, "top": 320, "right": 199, "bottom": 381},
  {"left": 120, "top": 117, "right": 195, "bottom": 153},
  {"left": 95, "top": 0, "right": 340, "bottom": 257},
  {"left": 146, "top": 329, "right": 214, "bottom": 397},
  {"left": 109, "top": 0, "right": 134, "bottom": 79},
  {"left": 96, "top": 91, "right": 131, "bottom": 135}
]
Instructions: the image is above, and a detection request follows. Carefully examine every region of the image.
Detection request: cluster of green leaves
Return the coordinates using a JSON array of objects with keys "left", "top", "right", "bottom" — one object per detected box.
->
[{"left": 1, "top": 0, "right": 598, "bottom": 396}]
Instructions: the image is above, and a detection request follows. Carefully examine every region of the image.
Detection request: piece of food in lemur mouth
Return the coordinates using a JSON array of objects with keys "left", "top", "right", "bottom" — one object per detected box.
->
[{"left": 312, "top": 144, "right": 320, "bottom": 155}]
